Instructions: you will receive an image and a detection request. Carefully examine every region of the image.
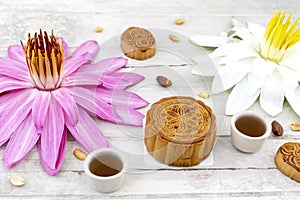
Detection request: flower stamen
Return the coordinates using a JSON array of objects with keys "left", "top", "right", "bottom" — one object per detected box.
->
[
  {"left": 260, "top": 10, "right": 300, "bottom": 63},
  {"left": 21, "top": 30, "right": 64, "bottom": 90}
]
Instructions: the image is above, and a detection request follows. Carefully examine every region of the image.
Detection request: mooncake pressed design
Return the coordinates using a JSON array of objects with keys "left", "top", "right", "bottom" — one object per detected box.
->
[
  {"left": 120, "top": 27, "right": 156, "bottom": 60},
  {"left": 144, "top": 96, "right": 216, "bottom": 167},
  {"left": 274, "top": 142, "right": 300, "bottom": 182}
]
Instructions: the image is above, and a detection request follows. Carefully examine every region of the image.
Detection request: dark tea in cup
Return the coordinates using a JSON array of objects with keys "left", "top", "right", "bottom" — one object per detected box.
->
[
  {"left": 89, "top": 154, "right": 122, "bottom": 177},
  {"left": 84, "top": 148, "right": 128, "bottom": 193},
  {"left": 230, "top": 111, "right": 271, "bottom": 153},
  {"left": 235, "top": 115, "right": 267, "bottom": 137}
]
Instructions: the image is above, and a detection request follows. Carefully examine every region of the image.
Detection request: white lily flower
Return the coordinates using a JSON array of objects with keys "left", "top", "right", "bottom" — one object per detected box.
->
[{"left": 191, "top": 11, "right": 300, "bottom": 116}]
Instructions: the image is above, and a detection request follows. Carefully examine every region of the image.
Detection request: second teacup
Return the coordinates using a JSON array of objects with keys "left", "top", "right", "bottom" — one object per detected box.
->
[
  {"left": 230, "top": 111, "right": 271, "bottom": 153},
  {"left": 84, "top": 148, "right": 128, "bottom": 193}
]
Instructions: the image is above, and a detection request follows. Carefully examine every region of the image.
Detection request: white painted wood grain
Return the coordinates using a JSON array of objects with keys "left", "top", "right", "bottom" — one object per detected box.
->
[{"left": 1, "top": 168, "right": 299, "bottom": 199}]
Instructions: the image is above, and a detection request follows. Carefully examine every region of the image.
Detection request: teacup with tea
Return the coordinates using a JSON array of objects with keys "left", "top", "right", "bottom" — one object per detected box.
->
[
  {"left": 84, "top": 148, "right": 128, "bottom": 193},
  {"left": 230, "top": 111, "right": 271, "bottom": 153}
]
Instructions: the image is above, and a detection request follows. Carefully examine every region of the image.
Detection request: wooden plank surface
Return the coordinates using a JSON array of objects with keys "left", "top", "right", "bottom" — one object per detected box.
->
[{"left": 0, "top": 0, "right": 300, "bottom": 199}]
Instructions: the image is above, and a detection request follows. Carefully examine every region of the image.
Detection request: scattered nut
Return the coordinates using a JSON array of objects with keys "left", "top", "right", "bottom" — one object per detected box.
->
[
  {"left": 94, "top": 26, "right": 103, "bottom": 33},
  {"left": 290, "top": 122, "right": 300, "bottom": 131},
  {"left": 169, "top": 34, "right": 179, "bottom": 42},
  {"left": 156, "top": 76, "right": 172, "bottom": 87},
  {"left": 198, "top": 91, "right": 210, "bottom": 99},
  {"left": 174, "top": 18, "right": 185, "bottom": 25},
  {"left": 73, "top": 148, "right": 87, "bottom": 161},
  {"left": 271, "top": 120, "right": 284, "bottom": 136},
  {"left": 10, "top": 176, "right": 26, "bottom": 187}
]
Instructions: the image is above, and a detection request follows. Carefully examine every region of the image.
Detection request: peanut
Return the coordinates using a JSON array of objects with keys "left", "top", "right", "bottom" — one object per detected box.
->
[
  {"left": 94, "top": 26, "right": 103, "bottom": 33},
  {"left": 73, "top": 148, "right": 87, "bottom": 161},
  {"left": 169, "top": 34, "right": 179, "bottom": 42},
  {"left": 198, "top": 92, "right": 210, "bottom": 99},
  {"left": 290, "top": 122, "right": 300, "bottom": 131},
  {"left": 10, "top": 176, "right": 26, "bottom": 187},
  {"left": 174, "top": 18, "right": 185, "bottom": 25}
]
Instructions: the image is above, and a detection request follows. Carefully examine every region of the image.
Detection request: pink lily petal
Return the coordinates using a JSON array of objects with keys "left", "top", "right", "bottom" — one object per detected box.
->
[
  {"left": 68, "top": 86, "right": 124, "bottom": 123},
  {"left": 61, "top": 71, "right": 103, "bottom": 87},
  {"left": 61, "top": 57, "right": 129, "bottom": 87},
  {"left": 63, "top": 54, "right": 90, "bottom": 78},
  {"left": 62, "top": 71, "right": 143, "bottom": 88},
  {"left": 69, "top": 86, "right": 146, "bottom": 126},
  {"left": 71, "top": 40, "right": 99, "bottom": 61},
  {"left": 62, "top": 72, "right": 144, "bottom": 89},
  {"left": 0, "top": 75, "right": 33, "bottom": 94},
  {"left": 96, "top": 86, "right": 149, "bottom": 109},
  {"left": 57, "top": 37, "right": 68, "bottom": 57},
  {"left": 52, "top": 88, "right": 79, "bottom": 126},
  {"left": 101, "top": 72, "right": 145, "bottom": 89},
  {"left": 32, "top": 91, "right": 51, "bottom": 133},
  {"left": 0, "top": 89, "right": 36, "bottom": 146},
  {"left": 38, "top": 98, "right": 66, "bottom": 175},
  {"left": 0, "top": 89, "right": 32, "bottom": 112},
  {"left": 38, "top": 128, "right": 67, "bottom": 176},
  {"left": 3, "top": 114, "right": 40, "bottom": 168},
  {"left": 7, "top": 45, "right": 26, "bottom": 65},
  {"left": 112, "top": 106, "right": 145, "bottom": 126},
  {"left": 79, "top": 57, "right": 127, "bottom": 75},
  {"left": 67, "top": 106, "right": 109, "bottom": 152},
  {"left": 0, "top": 58, "right": 30, "bottom": 81}
]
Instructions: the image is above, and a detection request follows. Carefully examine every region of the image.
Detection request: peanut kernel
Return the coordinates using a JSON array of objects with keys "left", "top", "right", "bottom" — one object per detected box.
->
[
  {"left": 290, "top": 122, "right": 300, "bottom": 131},
  {"left": 10, "top": 176, "right": 26, "bottom": 187},
  {"left": 169, "top": 34, "right": 179, "bottom": 42},
  {"left": 198, "top": 92, "right": 210, "bottom": 99},
  {"left": 73, "top": 148, "right": 87, "bottom": 161},
  {"left": 94, "top": 26, "right": 103, "bottom": 33},
  {"left": 174, "top": 18, "right": 185, "bottom": 25}
]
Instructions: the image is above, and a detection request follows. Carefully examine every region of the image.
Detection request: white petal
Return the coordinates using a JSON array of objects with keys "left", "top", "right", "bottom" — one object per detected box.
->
[
  {"left": 211, "top": 42, "right": 258, "bottom": 63},
  {"left": 285, "top": 86, "right": 300, "bottom": 117},
  {"left": 218, "top": 44, "right": 258, "bottom": 65},
  {"left": 279, "top": 44, "right": 300, "bottom": 71},
  {"left": 210, "top": 43, "right": 239, "bottom": 58},
  {"left": 231, "top": 17, "right": 248, "bottom": 28},
  {"left": 225, "top": 76, "right": 260, "bottom": 115},
  {"left": 191, "top": 68, "right": 201, "bottom": 75},
  {"left": 277, "top": 65, "right": 299, "bottom": 90},
  {"left": 212, "top": 58, "right": 253, "bottom": 93},
  {"left": 277, "top": 65, "right": 300, "bottom": 117},
  {"left": 260, "top": 70, "right": 284, "bottom": 116},
  {"left": 231, "top": 27, "right": 260, "bottom": 50},
  {"left": 247, "top": 58, "right": 276, "bottom": 95},
  {"left": 247, "top": 23, "right": 265, "bottom": 44},
  {"left": 191, "top": 54, "right": 217, "bottom": 76},
  {"left": 190, "top": 35, "right": 225, "bottom": 47}
]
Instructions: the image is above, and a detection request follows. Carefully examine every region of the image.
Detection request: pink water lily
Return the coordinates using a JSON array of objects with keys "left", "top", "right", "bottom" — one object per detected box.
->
[{"left": 0, "top": 30, "right": 148, "bottom": 175}]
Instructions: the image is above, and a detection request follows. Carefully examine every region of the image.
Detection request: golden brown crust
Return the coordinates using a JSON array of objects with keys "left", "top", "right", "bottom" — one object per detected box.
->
[
  {"left": 274, "top": 142, "right": 300, "bottom": 182},
  {"left": 120, "top": 27, "right": 156, "bottom": 60},
  {"left": 144, "top": 96, "right": 216, "bottom": 167}
]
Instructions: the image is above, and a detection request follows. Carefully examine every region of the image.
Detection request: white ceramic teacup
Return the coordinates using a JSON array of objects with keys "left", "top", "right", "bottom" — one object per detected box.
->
[
  {"left": 230, "top": 111, "right": 271, "bottom": 153},
  {"left": 84, "top": 148, "right": 128, "bottom": 193}
]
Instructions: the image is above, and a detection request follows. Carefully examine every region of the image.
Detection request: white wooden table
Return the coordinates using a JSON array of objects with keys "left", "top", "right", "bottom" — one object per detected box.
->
[{"left": 0, "top": 0, "right": 300, "bottom": 199}]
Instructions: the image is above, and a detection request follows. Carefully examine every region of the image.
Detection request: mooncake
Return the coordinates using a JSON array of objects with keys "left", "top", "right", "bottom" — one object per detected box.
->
[
  {"left": 120, "top": 27, "right": 156, "bottom": 60},
  {"left": 144, "top": 96, "right": 216, "bottom": 166},
  {"left": 274, "top": 142, "right": 300, "bottom": 182}
]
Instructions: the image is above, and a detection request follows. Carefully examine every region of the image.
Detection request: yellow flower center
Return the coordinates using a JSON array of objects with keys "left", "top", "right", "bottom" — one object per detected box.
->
[
  {"left": 21, "top": 30, "right": 64, "bottom": 91},
  {"left": 260, "top": 10, "right": 300, "bottom": 63}
]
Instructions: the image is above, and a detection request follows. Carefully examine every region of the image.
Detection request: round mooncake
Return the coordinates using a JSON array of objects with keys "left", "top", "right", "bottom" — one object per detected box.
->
[
  {"left": 120, "top": 27, "right": 156, "bottom": 60},
  {"left": 144, "top": 96, "right": 216, "bottom": 167},
  {"left": 274, "top": 142, "right": 300, "bottom": 182}
]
